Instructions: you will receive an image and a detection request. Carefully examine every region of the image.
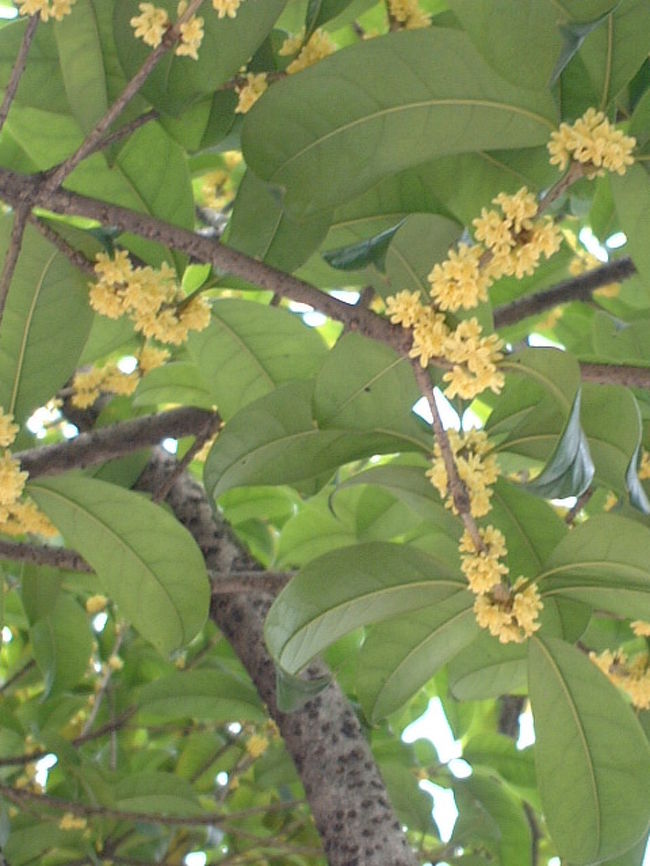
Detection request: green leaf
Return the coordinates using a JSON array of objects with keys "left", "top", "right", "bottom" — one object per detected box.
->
[
  {"left": 243, "top": 29, "right": 557, "bottom": 216},
  {"left": 357, "top": 592, "right": 478, "bottom": 722},
  {"left": 28, "top": 475, "right": 210, "bottom": 654},
  {"left": 227, "top": 170, "right": 331, "bottom": 272},
  {"left": 528, "top": 636, "right": 650, "bottom": 864},
  {"left": 524, "top": 389, "right": 595, "bottom": 499},
  {"left": 187, "top": 300, "right": 328, "bottom": 421},
  {"left": 204, "top": 381, "right": 428, "bottom": 499},
  {"left": 31, "top": 594, "right": 92, "bottom": 697},
  {"left": 383, "top": 213, "right": 462, "bottom": 300},
  {"left": 611, "top": 165, "right": 650, "bottom": 288},
  {"left": 551, "top": 14, "right": 610, "bottom": 86},
  {"left": 133, "top": 361, "right": 215, "bottom": 409},
  {"left": 113, "top": 0, "right": 287, "bottom": 115},
  {"left": 54, "top": 0, "right": 108, "bottom": 133},
  {"left": 313, "top": 332, "right": 429, "bottom": 445},
  {"left": 0, "top": 217, "right": 93, "bottom": 423},
  {"left": 264, "top": 542, "right": 465, "bottom": 674},
  {"left": 137, "top": 670, "right": 265, "bottom": 723},
  {"left": 463, "top": 733, "right": 537, "bottom": 793},
  {"left": 275, "top": 666, "right": 331, "bottom": 713},
  {"left": 448, "top": 632, "right": 527, "bottom": 700},
  {"left": 114, "top": 772, "right": 202, "bottom": 816},
  {"left": 21, "top": 566, "right": 62, "bottom": 626},
  {"left": 321, "top": 220, "right": 405, "bottom": 271},
  {"left": 305, "top": 0, "right": 362, "bottom": 35},
  {"left": 537, "top": 513, "right": 650, "bottom": 621},
  {"left": 447, "top": 0, "right": 564, "bottom": 90}
]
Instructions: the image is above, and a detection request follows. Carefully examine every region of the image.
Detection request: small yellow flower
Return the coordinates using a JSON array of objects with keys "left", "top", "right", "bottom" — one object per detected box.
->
[
  {"left": 474, "top": 578, "right": 542, "bottom": 643},
  {"left": 85, "top": 595, "right": 108, "bottom": 615},
  {"left": 279, "top": 29, "right": 305, "bottom": 57},
  {"left": 245, "top": 734, "right": 269, "bottom": 758},
  {"left": 548, "top": 108, "right": 636, "bottom": 176},
  {"left": 385, "top": 290, "right": 425, "bottom": 328},
  {"left": 459, "top": 525, "right": 509, "bottom": 594},
  {"left": 235, "top": 72, "right": 268, "bottom": 114},
  {"left": 138, "top": 345, "right": 170, "bottom": 373},
  {"left": 388, "top": 0, "right": 431, "bottom": 28},
  {"left": 428, "top": 243, "right": 491, "bottom": 312},
  {"left": 631, "top": 620, "right": 650, "bottom": 637},
  {"left": 212, "top": 0, "right": 243, "bottom": 17},
  {"left": 108, "top": 655, "right": 124, "bottom": 672},
  {"left": 16, "top": 0, "right": 76, "bottom": 21},
  {"left": 0, "top": 452, "right": 27, "bottom": 508},
  {"left": 0, "top": 409, "right": 18, "bottom": 449},
  {"left": 426, "top": 429, "right": 499, "bottom": 518},
  {"left": 287, "top": 29, "right": 336, "bottom": 74},
  {"left": 59, "top": 812, "right": 87, "bottom": 831},
  {"left": 130, "top": 3, "right": 170, "bottom": 48},
  {"left": 175, "top": 2, "right": 204, "bottom": 60}
]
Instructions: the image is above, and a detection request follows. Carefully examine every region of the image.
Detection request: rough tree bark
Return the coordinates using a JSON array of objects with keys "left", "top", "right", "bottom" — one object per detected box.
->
[{"left": 137, "top": 452, "right": 419, "bottom": 866}]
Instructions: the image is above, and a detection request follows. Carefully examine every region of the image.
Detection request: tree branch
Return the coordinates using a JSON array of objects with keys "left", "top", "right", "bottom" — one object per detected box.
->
[
  {"left": 0, "top": 540, "right": 92, "bottom": 572},
  {"left": 493, "top": 257, "right": 637, "bottom": 328},
  {"left": 579, "top": 362, "right": 650, "bottom": 389},
  {"left": 16, "top": 406, "right": 216, "bottom": 478},
  {"left": 0, "top": 204, "right": 29, "bottom": 322},
  {"left": 28, "top": 216, "right": 96, "bottom": 275},
  {"left": 137, "top": 452, "right": 419, "bottom": 866},
  {"left": 42, "top": 0, "right": 206, "bottom": 192},
  {"left": 0, "top": 168, "right": 407, "bottom": 352},
  {"left": 0, "top": 13, "right": 39, "bottom": 134}
]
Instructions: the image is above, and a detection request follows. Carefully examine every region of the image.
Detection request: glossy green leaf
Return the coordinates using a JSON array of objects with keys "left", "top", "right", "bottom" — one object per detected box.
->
[
  {"left": 0, "top": 217, "right": 93, "bottom": 423},
  {"left": 54, "top": 0, "right": 108, "bottom": 133},
  {"left": 31, "top": 595, "right": 92, "bottom": 697},
  {"left": 305, "top": 0, "right": 362, "bottom": 34},
  {"left": 322, "top": 220, "right": 404, "bottom": 271},
  {"left": 133, "top": 361, "right": 215, "bottom": 409},
  {"left": 313, "top": 332, "right": 429, "bottom": 445},
  {"left": 448, "top": 632, "right": 527, "bottom": 699},
  {"left": 0, "top": 18, "right": 69, "bottom": 114},
  {"left": 275, "top": 666, "right": 331, "bottom": 713},
  {"left": 227, "top": 170, "right": 331, "bottom": 272},
  {"left": 187, "top": 300, "right": 327, "bottom": 420},
  {"left": 524, "top": 389, "right": 595, "bottom": 499},
  {"left": 137, "top": 670, "right": 265, "bottom": 723},
  {"left": 357, "top": 592, "right": 478, "bottom": 722},
  {"left": 243, "top": 29, "right": 557, "bottom": 216},
  {"left": 611, "top": 166, "right": 650, "bottom": 287},
  {"left": 114, "top": 773, "right": 202, "bottom": 816},
  {"left": 558, "top": 0, "right": 619, "bottom": 22},
  {"left": 383, "top": 213, "right": 462, "bottom": 300},
  {"left": 537, "top": 514, "right": 650, "bottom": 620},
  {"left": 579, "top": 0, "right": 650, "bottom": 106},
  {"left": 21, "top": 566, "right": 62, "bottom": 626},
  {"left": 28, "top": 475, "right": 210, "bottom": 655},
  {"left": 113, "top": 0, "right": 287, "bottom": 115},
  {"left": 265, "top": 542, "right": 466, "bottom": 674},
  {"left": 204, "top": 381, "right": 429, "bottom": 500},
  {"left": 448, "top": 0, "right": 563, "bottom": 90},
  {"left": 551, "top": 14, "right": 610, "bottom": 85},
  {"left": 463, "top": 733, "right": 537, "bottom": 792},
  {"left": 528, "top": 636, "right": 650, "bottom": 864}
]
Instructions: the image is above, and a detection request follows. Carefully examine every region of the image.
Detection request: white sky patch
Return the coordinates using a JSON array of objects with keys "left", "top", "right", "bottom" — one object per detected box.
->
[
  {"left": 288, "top": 301, "right": 313, "bottom": 313},
  {"left": 184, "top": 853, "right": 207, "bottom": 866},
  {"left": 0, "top": 8, "right": 17, "bottom": 19},
  {"left": 413, "top": 388, "right": 460, "bottom": 430},
  {"left": 1, "top": 626, "right": 12, "bottom": 643},
  {"left": 303, "top": 310, "right": 327, "bottom": 328},
  {"left": 330, "top": 289, "right": 360, "bottom": 304},
  {"left": 605, "top": 231, "right": 627, "bottom": 249},
  {"left": 118, "top": 355, "right": 138, "bottom": 374},
  {"left": 579, "top": 226, "right": 608, "bottom": 262},
  {"left": 92, "top": 612, "right": 108, "bottom": 632},
  {"left": 27, "top": 404, "right": 63, "bottom": 440},
  {"left": 35, "top": 754, "right": 57, "bottom": 787},
  {"left": 215, "top": 771, "right": 229, "bottom": 786},
  {"left": 517, "top": 706, "right": 536, "bottom": 749},
  {"left": 644, "top": 836, "right": 650, "bottom": 866},
  {"left": 462, "top": 407, "right": 483, "bottom": 431},
  {"left": 62, "top": 422, "right": 79, "bottom": 439},
  {"left": 528, "top": 332, "right": 565, "bottom": 350},
  {"left": 162, "top": 438, "right": 178, "bottom": 454},
  {"left": 227, "top": 722, "right": 242, "bottom": 734},
  {"left": 419, "top": 780, "right": 458, "bottom": 843}
]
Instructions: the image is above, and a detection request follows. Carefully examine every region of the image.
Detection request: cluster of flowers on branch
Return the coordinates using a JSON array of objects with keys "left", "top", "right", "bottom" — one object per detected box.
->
[
  {"left": 15, "top": 0, "right": 75, "bottom": 20},
  {"left": 71, "top": 345, "right": 170, "bottom": 409},
  {"left": 0, "top": 408, "right": 57, "bottom": 538}
]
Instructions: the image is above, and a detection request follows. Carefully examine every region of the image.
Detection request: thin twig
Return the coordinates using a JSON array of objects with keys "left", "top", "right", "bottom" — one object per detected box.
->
[
  {"left": 564, "top": 486, "right": 595, "bottom": 525},
  {"left": 88, "top": 110, "right": 160, "bottom": 156},
  {"left": 27, "top": 216, "right": 96, "bottom": 275},
  {"left": 0, "top": 13, "right": 39, "bottom": 134},
  {"left": 0, "top": 204, "right": 30, "bottom": 322},
  {"left": 42, "top": 0, "right": 206, "bottom": 192},
  {"left": 0, "top": 539, "right": 92, "bottom": 572},
  {"left": 493, "top": 257, "right": 637, "bottom": 328},
  {"left": 0, "top": 659, "right": 35, "bottom": 694},
  {"left": 537, "top": 160, "right": 585, "bottom": 214},
  {"left": 152, "top": 412, "right": 220, "bottom": 503},
  {"left": 80, "top": 630, "right": 125, "bottom": 736},
  {"left": 0, "top": 783, "right": 304, "bottom": 827}
]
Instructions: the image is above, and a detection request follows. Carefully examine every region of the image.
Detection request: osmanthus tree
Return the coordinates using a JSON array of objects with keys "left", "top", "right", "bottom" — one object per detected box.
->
[{"left": 0, "top": 0, "right": 647, "bottom": 865}]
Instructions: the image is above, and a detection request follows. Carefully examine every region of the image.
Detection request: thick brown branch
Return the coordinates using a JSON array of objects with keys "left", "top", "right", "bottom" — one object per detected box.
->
[
  {"left": 0, "top": 13, "right": 39, "bottom": 133},
  {"left": 28, "top": 216, "right": 96, "bottom": 275},
  {"left": 0, "top": 168, "right": 407, "bottom": 351},
  {"left": 16, "top": 406, "right": 216, "bottom": 478},
  {"left": 579, "top": 362, "right": 650, "bottom": 389},
  {"left": 0, "top": 204, "right": 29, "bottom": 322},
  {"left": 493, "top": 257, "right": 637, "bottom": 328},
  {"left": 0, "top": 540, "right": 92, "bottom": 572},
  {"left": 42, "top": 0, "right": 206, "bottom": 192}
]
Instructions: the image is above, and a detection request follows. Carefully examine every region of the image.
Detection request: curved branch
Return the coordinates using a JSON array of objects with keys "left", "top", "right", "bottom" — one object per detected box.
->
[
  {"left": 493, "top": 257, "right": 637, "bottom": 328},
  {"left": 0, "top": 13, "right": 39, "bottom": 134}
]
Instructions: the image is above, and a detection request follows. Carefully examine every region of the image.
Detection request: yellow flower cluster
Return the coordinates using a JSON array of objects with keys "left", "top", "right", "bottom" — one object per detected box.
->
[
  {"left": 201, "top": 155, "right": 241, "bottom": 210},
  {"left": 90, "top": 252, "right": 211, "bottom": 345},
  {"left": 235, "top": 72, "right": 268, "bottom": 114},
  {"left": 548, "top": 108, "right": 636, "bottom": 177},
  {"left": 388, "top": 0, "right": 431, "bottom": 29},
  {"left": 71, "top": 345, "right": 170, "bottom": 409},
  {"left": 0, "top": 409, "right": 57, "bottom": 539},
  {"left": 286, "top": 29, "right": 337, "bottom": 75},
  {"left": 85, "top": 595, "right": 108, "bottom": 615},
  {"left": 130, "top": 2, "right": 205, "bottom": 59},
  {"left": 568, "top": 248, "right": 620, "bottom": 299},
  {"left": 213, "top": 0, "right": 243, "bottom": 17},
  {"left": 459, "top": 524, "right": 508, "bottom": 594},
  {"left": 590, "top": 649, "right": 650, "bottom": 710},
  {"left": 473, "top": 187, "right": 563, "bottom": 280},
  {"left": 245, "top": 734, "right": 269, "bottom": 758},
  {"left": 385, "top": 292, "right": 504, "bottom": 399},
  {"left": 631, "top": 620, "right": 650, "bottom": 637},
  {"left": 59, "top": 813, "right": 87, "bottom": 831},
  {"left": 426, "top": 429, "right": 499, "bottom": 518},
  {"left": 474, "top": 578, "right": 543, "bottom": 644},
  {"left": 16, "top": 0, "right": 76, "bottom": 21},
  {"left": 638, "top": 450, "right": 650, "bottom": 481}
]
